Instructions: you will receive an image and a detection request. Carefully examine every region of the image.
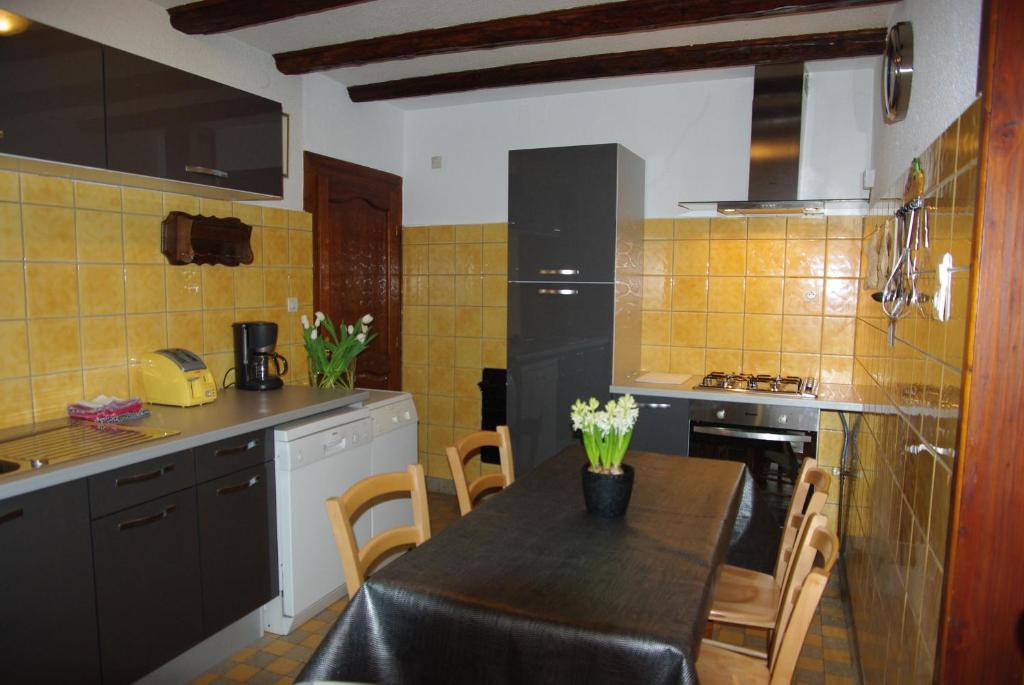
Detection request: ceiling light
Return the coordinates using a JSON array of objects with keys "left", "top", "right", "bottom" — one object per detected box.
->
[{"left": 0, "top": 10, "right": 30, "bottom": 36}]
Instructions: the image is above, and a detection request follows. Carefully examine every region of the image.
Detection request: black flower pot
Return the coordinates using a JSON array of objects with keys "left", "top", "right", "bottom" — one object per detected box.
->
[{"left": 581, "top": 464, "right": 635, "bottom": 518}]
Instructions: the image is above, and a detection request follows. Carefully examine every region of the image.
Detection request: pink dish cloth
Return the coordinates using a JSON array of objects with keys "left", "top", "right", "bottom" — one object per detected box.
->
[{"left": 67, "top": 395, "right": 148, "bottom": 422}]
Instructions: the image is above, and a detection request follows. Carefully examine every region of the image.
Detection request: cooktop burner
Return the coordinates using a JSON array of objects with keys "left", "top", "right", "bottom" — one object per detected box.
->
[{"left": 694, "top": 372, "right": 817, "bottom": 398}]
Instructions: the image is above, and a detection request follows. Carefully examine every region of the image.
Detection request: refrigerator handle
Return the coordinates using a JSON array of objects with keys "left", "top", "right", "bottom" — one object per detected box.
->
[{"left": 537, "top": 288, "right": 578, "bottom": 296}]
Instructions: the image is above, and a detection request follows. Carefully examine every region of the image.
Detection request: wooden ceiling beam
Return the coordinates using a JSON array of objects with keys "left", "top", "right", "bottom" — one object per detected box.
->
[
  {"left": 167, "top": 0, "right": 373, "bottom": 35},
  {"left": 274, "top": 0, "right": 895, "bottom": 75},
  {"left": 346, "top": 28, "right": 886, "bottom": 102}
]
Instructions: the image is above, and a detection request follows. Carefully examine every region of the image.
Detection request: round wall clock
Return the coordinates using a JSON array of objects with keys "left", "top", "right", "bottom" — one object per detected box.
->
[{"left": 882, "top": 21, "right": 914, "bottom": 123}]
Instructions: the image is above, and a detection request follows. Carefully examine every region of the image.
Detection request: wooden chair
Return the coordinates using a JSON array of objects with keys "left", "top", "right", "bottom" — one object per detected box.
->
[
  {"left": 707, "top": 458, "right": 832, "bottom": 636},
  {"left": 446, "top": 425, "right": 515, "bottom": 516},
  {"left": 325, "top": 464, "right": 431, "bottom": 598},
  {"left": 697, "top": 514, "right": 839, "bottom": 684}
]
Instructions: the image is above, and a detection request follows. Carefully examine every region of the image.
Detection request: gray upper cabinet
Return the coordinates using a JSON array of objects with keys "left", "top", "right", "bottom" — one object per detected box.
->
[
  {"left": 0, "top": 23, "right": 106, "bottom": 168},
  {"left": 508, "top": 144, "right": 620, "bottom": 283},
  {"left": 0, "top": 19, "right": 283, "bottom": 197},
  {"left": 105, "top": 47, "right": 283, "bottom": 197}
]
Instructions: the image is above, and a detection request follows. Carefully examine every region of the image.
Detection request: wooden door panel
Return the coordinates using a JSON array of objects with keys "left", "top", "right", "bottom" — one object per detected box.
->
[{"left": 305, "top": 152, "right": 402, "bottom": 390}]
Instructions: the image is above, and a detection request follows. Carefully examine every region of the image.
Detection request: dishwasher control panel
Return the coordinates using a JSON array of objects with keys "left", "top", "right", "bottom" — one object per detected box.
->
[
  {"left": 371, "top": 397, "right": 418, "bottom": 437},
  {"left": 274, "top": 415, "right": 372, "bottom": 471}
]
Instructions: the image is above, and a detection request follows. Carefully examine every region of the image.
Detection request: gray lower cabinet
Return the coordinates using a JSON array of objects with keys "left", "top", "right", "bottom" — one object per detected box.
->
[
  {"left": 618, "top": 394, "right": 690, "bottom": 456},
  {"left": 0, "top": 480, "right": 101, "bottom": 684},
  {"left": 0, "top": 434, "right": 277, "bottom": 684},
  {"left": 198, "top": 460, "right": 278, "bottom": 636},
  {"left": 92, "top": 488, "right": 205, "bottom": 685}
]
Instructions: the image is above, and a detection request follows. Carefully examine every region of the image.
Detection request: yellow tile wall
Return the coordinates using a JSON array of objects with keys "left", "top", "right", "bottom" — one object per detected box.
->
[
  {"left": 845, "top": 99, "right": 980, "bottom": 684},
  {"left": 402, "top": 224, "right": 508, "bottom": 485},
  {"left": 0, "top": 171, "right": 313, "bottom": 427},
  {"left": 639, "top": 214, "right": 864, "bottom": 383}
]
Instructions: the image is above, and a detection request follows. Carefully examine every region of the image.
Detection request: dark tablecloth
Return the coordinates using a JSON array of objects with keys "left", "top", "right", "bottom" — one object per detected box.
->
[{"left": 299, "top": 448, "right": 776, "bottom": 685}]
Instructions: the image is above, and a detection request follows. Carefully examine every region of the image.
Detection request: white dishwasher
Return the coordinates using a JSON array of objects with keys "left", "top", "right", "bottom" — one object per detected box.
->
[
  {"left": 365, "top": 390, "right": 419, "bottom": 537},
  {"left": 264, "top": 406, "right": 373, "bottom": 635}
]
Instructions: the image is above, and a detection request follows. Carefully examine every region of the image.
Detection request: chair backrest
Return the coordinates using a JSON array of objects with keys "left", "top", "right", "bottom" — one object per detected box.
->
[
  {"left": 768, "top": 513, "right": 839, "bottom": 684},
  {"left": 446, "top": 425, "right": 515, "bottom": 516},
  {"left": 773, "top": 459, "right": 832, "bottom": 584},
  {"left": 325, "top": 463, "right": 431, "bottom": 598}
]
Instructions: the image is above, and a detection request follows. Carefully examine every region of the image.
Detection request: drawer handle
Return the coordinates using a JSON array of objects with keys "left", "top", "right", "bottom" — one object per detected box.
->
[
  {"left": 115, "top": 464, "right": 175, "bottom": 487},
  {"left": 217, "top": 475, "right": 261, "bottom": 496},
  {"left": 118, "top": 505, "right": 176, "bottom": 531},
  {"left": 215, "top": 439, "right": 258, "bottom": 457},
  {"left": 637, "top": 402, "right": 671, "bottom": 409},
  {"left": 537, "top": 288, "right": 578, "bottom": 296},
  {"left": 0, "top": 507, "right": 24, "bottom": 526},
  {"left": 538, "top": 268, "right": 579, "bottom": 276},
  {"left": 185, "top": 165, "right": 228, "bottom": 179}
]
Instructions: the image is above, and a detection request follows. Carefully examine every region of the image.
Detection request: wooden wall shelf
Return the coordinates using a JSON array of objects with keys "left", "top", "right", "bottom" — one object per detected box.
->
[{"left": 161, "top": 211, "right": 254, "bottom": 266}]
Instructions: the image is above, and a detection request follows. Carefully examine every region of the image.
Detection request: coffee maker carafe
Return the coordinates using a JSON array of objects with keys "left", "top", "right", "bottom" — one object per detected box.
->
[{"left": 232, "top": 321, "right": 288, "bottom": 390}]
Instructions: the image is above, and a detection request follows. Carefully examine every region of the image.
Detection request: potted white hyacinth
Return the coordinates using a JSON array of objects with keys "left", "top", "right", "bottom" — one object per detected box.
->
[
  {"left": 300, "top": 311, "right": 376, "bottom": 390},
  {"left": 570, "top": 394, "right": 640, "bottom": 517}
]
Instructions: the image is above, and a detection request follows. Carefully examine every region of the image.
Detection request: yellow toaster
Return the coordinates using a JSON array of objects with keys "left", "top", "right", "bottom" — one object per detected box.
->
[{"left": 139, "top": 349, "right": 218, "bottom": 407}]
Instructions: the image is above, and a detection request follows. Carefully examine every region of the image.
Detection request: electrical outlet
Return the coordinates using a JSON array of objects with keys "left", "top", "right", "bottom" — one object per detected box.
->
[
  {"left": 431, "top": 155, "right": 442, "bottom": 169},
  {"left": 286, "top": 297, "right": 298, "bottom": 312}
]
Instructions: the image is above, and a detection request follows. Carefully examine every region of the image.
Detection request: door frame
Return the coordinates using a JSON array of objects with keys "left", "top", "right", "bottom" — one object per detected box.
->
[
  {"left": 937, "top": 0, "right": 1024, "bottom": 679},
  {"left": 303, "top": 151, "right": 403, "bottom": 390}
]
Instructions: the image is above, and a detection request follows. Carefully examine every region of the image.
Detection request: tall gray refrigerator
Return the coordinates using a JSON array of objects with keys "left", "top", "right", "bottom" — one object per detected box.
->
[{"left": 507, "top": 143, "right": 645, "bottom": 475}]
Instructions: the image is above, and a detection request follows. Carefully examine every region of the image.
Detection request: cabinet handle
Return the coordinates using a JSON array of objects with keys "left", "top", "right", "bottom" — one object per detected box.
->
[
  {"left": 185, "top": 165, "right": 229, "bottom": 179},
  {"left": 538, "top": 269, "right": 579, "bottom": 276},
  {"left": 215, "top": 439, "right": 258, "bottom": 457},
  {"left": 537, "top": 288, "right": 578, "bottom": 296},
  {"left": 217, "top": 475, "right": 261, "bottom": 496},
  {"left": 115, "top": 464, "right": 174, "bottom": 487},
  {"left": 637, "top": 402, "right": 671, "bottom": 409},
  {"left": 118, "top": 505, "right": 176, "bottom": 531},
  {"left": 0, "top": 507, "right": 23, "bottom": 526}
]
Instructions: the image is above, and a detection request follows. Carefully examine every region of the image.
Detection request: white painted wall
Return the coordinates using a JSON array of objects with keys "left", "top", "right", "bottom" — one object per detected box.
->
[
  {"left": 302, "top": 74, "right": 404, "bottom": 178},
  {"left": 801, "top": 58, "right": 879, "bottom": 201},
  {"left": 871, "top": 0, "right": 983, "bottom": 197},
  {"left": 402, "top": 62, "right": 877, "bottom": 225}
]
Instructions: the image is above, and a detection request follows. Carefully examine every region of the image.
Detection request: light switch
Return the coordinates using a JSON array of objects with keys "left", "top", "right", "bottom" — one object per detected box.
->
[
  {"left": 286, "top": 297, "right": 298, "bottom": 312},
  {"left": 431, "top": 155, "right": 442, "bottom": 169}
]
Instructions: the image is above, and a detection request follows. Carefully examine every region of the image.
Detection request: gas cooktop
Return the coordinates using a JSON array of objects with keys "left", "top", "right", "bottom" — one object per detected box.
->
[{"left": 693, "top": 372, "right": 818, "bottom": 399}]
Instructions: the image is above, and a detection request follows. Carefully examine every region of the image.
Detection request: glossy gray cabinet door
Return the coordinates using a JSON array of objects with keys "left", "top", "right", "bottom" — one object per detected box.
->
[
  {"left": 104, "top": 46, "right": 282, "bottom": 196},
  {"left": 615, "top": 394, "right": 690, "bottom": 456},
  {"left": 507, "top": 283, "right": 614, "bottom": 473},
  {"left": 92, "top": 488, "right": 204, "bottom": 685},
  {"left": 0, "top": 481, "right": 101, "bottom": 683},
  {"left": 0, "top": 23, "right": 106, "bottom": 167},
  {"left": 508, "top": 144, "right": 619, "bottom": 283}
]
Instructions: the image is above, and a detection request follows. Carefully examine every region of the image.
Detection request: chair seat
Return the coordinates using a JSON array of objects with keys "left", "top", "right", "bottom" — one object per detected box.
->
[
  {"left": 697, "top": 641, "right": 770, "bottom": 685},
  {"left": 708, "top": 563, "right": 779, "bottom": 629}
]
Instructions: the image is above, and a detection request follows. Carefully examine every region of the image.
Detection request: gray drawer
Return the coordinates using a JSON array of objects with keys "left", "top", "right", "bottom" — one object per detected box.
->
[
  {"left": 195, "top": 429, "right": 269, "bottom": 483},
  {"left": 89, "top": 450, "right": 195, "bottom": 519}
]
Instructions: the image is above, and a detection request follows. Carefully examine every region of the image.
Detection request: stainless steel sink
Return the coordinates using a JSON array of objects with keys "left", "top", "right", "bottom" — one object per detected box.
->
[{"left": 0, "top": 420, "right": 179, "bottom": 471}]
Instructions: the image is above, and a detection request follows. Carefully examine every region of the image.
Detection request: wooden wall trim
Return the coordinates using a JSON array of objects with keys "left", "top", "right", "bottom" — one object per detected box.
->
[
  {"left": 345, "top": 28, "right": 886, "bottom": 102},
  {"left": 937, "top": 0, "right": 1024, "bottom": 680},
  {"left": 273, "top": 0, "right": 894, "bottom": 74}
]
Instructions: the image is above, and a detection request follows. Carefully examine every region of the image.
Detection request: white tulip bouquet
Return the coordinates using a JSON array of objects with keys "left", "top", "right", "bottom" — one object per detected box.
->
[
  {"left": 570, "top": 394, "right": 639, "bottom": 475},
  {"left": 300, "top": 311, "right": 376, "bottom": 390}
]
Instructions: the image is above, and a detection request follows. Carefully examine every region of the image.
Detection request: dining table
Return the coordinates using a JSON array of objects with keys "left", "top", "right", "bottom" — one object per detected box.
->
[{"left": 298, "top": 446, "right": 779, "bottom": 685}]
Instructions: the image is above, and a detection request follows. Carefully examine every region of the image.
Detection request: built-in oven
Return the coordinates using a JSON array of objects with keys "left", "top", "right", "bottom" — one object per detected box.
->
[{"left": 688, "top": 400, "right": 819, "bottom": 525}]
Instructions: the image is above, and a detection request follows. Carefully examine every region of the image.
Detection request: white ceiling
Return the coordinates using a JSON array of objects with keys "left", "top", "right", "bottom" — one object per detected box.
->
[{"left": 149, "top": 0, "right": 894, "bottom": 108}]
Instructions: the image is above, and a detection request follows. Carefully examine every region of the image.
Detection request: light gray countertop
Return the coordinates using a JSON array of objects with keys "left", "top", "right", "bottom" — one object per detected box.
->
[
  {"left": 0, "top": 386, "right": 369, "bottom": 500},
  {"left": 610, "top": 374, "right": 873, "bottom": 412}
]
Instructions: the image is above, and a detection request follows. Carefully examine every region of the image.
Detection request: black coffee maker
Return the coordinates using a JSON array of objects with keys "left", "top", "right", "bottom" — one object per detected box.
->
[{"left": 232, "top": 321, "right": 288, "bottom": 390}]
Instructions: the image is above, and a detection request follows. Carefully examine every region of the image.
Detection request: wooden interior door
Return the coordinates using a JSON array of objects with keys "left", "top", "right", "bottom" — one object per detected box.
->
[{"left": 304, "top": 152, "right": 402, "bottom": 390}]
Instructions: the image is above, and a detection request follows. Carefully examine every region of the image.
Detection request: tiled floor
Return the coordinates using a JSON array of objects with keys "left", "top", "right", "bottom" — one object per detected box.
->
[{"left": 192, "top": 493, "right": 858, "bottom": 684}]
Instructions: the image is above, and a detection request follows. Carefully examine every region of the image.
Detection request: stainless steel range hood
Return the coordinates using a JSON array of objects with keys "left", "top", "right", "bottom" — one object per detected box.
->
[{"left": 680, "top": 63, "right": 866, "bottom": 217}]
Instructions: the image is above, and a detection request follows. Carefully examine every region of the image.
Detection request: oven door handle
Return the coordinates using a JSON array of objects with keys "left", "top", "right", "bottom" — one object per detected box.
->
[{"left": 693, "top": 425, "right": 812, "bottom": 444}]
